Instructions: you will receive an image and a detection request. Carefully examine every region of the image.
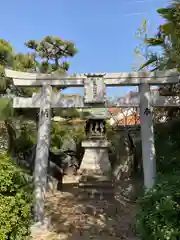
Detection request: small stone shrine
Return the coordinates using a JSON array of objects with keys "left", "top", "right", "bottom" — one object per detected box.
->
[
  {"left": 79, "top": 108, "right": 114, "bottom": 198},
  {"left": 85, "top": 108, "right": 106, "bottom": 139}
]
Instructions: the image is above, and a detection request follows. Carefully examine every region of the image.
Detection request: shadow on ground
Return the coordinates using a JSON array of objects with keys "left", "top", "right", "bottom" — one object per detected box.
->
[{"left": 39, "top": 176, "right": 142, "bottom": 240}]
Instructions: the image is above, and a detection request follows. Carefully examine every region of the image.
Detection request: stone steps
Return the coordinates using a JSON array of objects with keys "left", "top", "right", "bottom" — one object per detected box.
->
[
  {"left": 47, "top": 174, "right": 115, "bottom": 200},
  {"left": 78, "top": 188, "right": 115, "bottom": 200},
  {"left": 79, "top": 180, "right": 114, "bottom": 188},
  {"left": 78, "top": 190, "right": 115, "bottom": 200},
  {"left": 78, "top": 178, "right": 115, "bottom": 200},
  {"left": 63, "top": 175, "right": 80, "bottom": 184}
]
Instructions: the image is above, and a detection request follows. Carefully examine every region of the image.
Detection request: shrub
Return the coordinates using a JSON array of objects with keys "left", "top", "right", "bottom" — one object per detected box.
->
[
  {"left": 0, "top": 152, "right": 32, "bottom": 240},
  {"left": 51, "top": 122, "right": 85, "bottom": 162},
  {"left": 155, "top": 120, "right": 180, "bottom": 174},
  {"left": 136, "top": 173, "right": 180, "bottom": 240}
]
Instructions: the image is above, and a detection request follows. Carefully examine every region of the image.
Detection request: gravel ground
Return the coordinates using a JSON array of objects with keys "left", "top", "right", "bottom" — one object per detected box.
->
[{"left": 31, "top": 177, "right": 139, "bottom": 240}]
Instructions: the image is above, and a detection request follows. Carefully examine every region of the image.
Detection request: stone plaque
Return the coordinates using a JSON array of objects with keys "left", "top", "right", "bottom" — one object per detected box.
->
[{"left": 84, "top": 74, "right": 106, "bottom": 104}]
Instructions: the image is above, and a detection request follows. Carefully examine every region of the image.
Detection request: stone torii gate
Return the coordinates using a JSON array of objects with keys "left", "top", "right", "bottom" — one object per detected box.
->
[{"left": 5, "top": 68, "right": 180, "bottom": 224}]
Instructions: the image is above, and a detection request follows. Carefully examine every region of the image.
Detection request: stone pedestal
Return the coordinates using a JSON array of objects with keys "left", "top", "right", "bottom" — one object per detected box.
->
[
  {"left": 78, "top": 139, "right": 114, "bottom": 199},
  {"left": 79, "top": 139, "right": 111, "bottom": 176}
]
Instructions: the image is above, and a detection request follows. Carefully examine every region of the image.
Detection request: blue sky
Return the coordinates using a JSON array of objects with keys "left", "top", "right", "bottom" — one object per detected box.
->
[{"left": 1, "top": 0, "right": 169, "bottom": 97}]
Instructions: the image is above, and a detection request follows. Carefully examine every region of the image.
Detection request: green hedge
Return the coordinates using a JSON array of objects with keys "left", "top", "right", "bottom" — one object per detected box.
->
[
  {"left": 136, "top": 120, "right": 180, "bottom": 239},
  {"left": 155, "top": 120, "right": 180, "bottom": 174},
  {"left": 0, "top": 152, "right": 32, "bottom": 240},
  {"left": 136, "top": 174, "right": 180, "bottom": 239}
]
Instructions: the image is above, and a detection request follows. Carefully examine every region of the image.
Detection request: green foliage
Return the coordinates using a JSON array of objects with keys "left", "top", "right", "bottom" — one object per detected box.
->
[
  {"left": 0, "top": 39, "right": 14, "bottom": 67},
  {"left": 15, "top": 122, "right": 36, "bottom": 157},
  {"left": 25, "top": 36, "right": 78, "bottom": 74},
  {"left": 0, "top": 35, "right": 78, "bottom": 156},
  {"left": 0, "top": 39, "right": 14, "bottom": 92},
  {"left": 136, "top": 173, "right": 180, "bottom": 239},
  {"left": 51, "top": 122, "right": 85, "bottom": 153},
  {"left": 134, "top": 119, "right": 180, "bottom": 174},
  {"left": 14, "top": 53, "right": 36, "bottom": 72},
  {"left": 54, "top": 107, "right": 80, "bottom": 119},
  {"left": 106, "top": 124, "right": 121, "bottom": 167},
  {"left": 136, "top": 1, "right": 180, "bottom": 71},
  {"left": 133, "top": 19, "right": 155, "bottom": 71},
  {"left": 0, "top": 98, "right": 14, "bottom": 121},
  {"left": 106, "top": 123, "right": 140, "bottom": 170},
  {"left": 0, "top": 152, "right": 32, "bottom": 239},
  {"left": 51, "top": 122, "right": 68, "bottom": 151},
  {"left": 134, "top": 1, "right": 180, "bottom": 119},
  {"left": 155, "top": 120, "right": 180, "bottom": 173},
  {"left": 136, "top": 120, "right": 180, "bottom": 239}
]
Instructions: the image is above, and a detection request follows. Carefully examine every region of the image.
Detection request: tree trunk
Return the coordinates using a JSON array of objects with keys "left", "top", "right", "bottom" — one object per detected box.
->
[
  {"left": 126, "top": 131, "right": 139, "bottom": 174},
  {"left": 4, "top": 120, "right": 16, "bottom": 156}
]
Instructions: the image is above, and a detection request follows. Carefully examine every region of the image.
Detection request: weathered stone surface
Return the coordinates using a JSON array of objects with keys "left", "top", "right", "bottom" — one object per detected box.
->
[
  {"left": 139, "top": 83, "right": 156, "bottom": 189},
  {"left": 79, "top": 140, "right": 111, "bottom": 175},
  {"left": 84, "top": 75, "right": 106, "bottom": 104},
  {"left": 6, "top": 68, "right": 180, "bottom": 86},
  {"left": 87, "top": 108, "right": 110, "bottom": 119},
  {"left": 30, "top": 217, "right": 51, "bottom": 238}
]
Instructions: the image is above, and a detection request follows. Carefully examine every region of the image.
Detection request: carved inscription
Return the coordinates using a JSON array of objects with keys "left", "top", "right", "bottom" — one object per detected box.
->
[
  {"left": 92, "top": 78, "right": 97, "bottom": 99},
  {"left": 144, "top": 108, "right": 151, "bottom": 116},
  {"left": 40, "top": 109, "right": 49, "bottom": 118},
  {"left": 84, "top": 74, "right": 106, "bottom": 104}
]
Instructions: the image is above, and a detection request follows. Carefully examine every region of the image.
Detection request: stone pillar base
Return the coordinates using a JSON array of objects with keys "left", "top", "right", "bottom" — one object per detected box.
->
[
  {"left": 30, "top": 217, "right": 51, "bottom": 238},
  {"left": 78, "top": 139, "right": 114, "bottom": 199},
  {"left": 79, "top": 139, "right": 111, "bottom": 177},
  {"left": 47, "top": 176, "right": 58, "bottom": 193}
]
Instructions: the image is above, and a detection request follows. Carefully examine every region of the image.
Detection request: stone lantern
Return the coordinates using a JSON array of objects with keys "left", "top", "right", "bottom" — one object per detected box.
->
[{"left": 79, "top": 108, "right": 112, "bottom": 181}]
